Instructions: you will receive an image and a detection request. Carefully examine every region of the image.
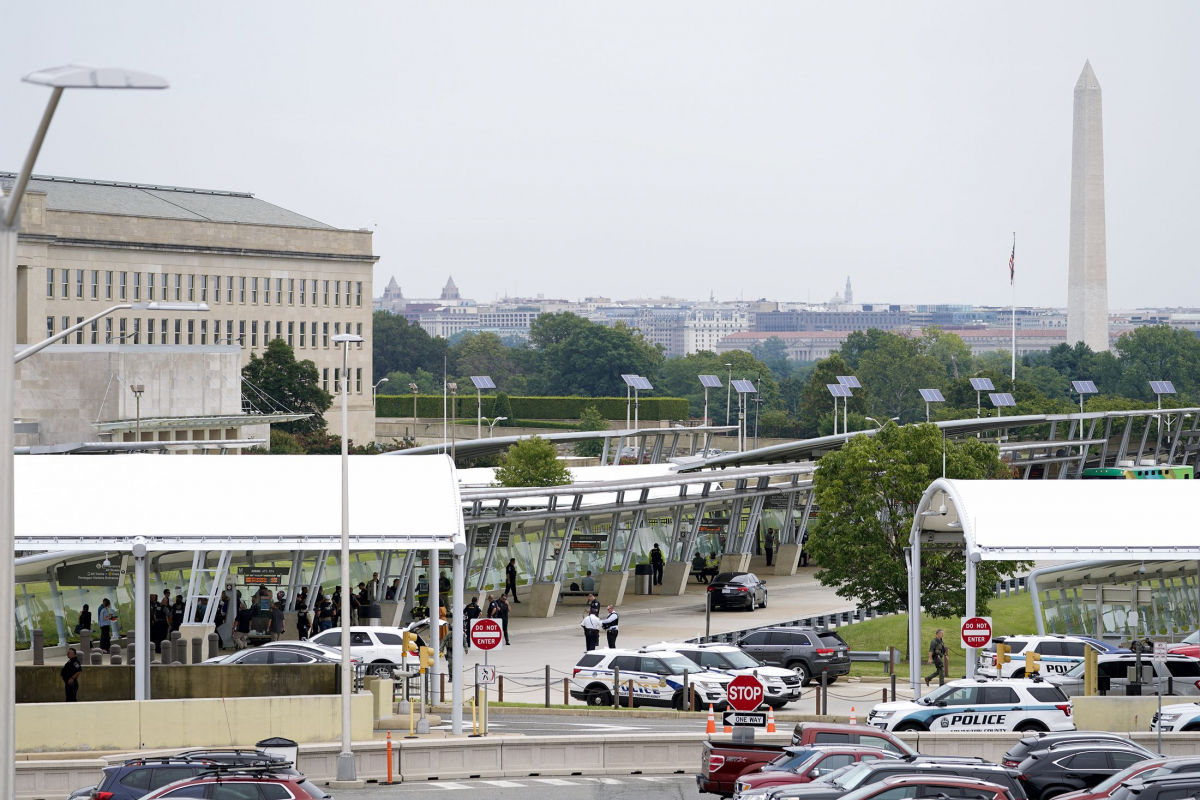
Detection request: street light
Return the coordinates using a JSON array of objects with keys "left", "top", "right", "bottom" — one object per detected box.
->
[
  {"left": 447, "top": 382, "right": 458, "bottom": 461},
  {"left": 469, "top": 376, "right": 496, "bottom": 439},
  {"left": 725, "top": 363, "right": 733, "bottom": 427},
  {"left": 698, "top": 374, "right": 721, "bottom": 427},
  {"left": 371, "top": 376, "right": 389, "bottom": 410},
  {"left": 408, "top": 382, "right": 418, "bottom": 441},
  {"left": 331, "top": 332, "right": 363, "bottom": 782},
  {"left": 484, "top": 416, "right": 508, "bottom": 437},
  {"left": 14, "top": 301, "right": 208, "bottom": 364},
  {"left": 1, "top": 63, "right": 167, "bottom": 800},
  {"left": 129, "top": 384, "right": 145, "bottom": 442}
]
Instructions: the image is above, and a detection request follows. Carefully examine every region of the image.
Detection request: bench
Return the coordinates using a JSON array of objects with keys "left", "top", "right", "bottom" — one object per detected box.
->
[{"left": 559, "top": 589, "right": 594, "bottom": 603}]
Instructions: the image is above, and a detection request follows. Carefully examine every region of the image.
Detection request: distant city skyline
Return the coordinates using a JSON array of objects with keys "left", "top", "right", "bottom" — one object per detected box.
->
[{"left": 2, "top": 3, "right": 1198, "bottom": 308}]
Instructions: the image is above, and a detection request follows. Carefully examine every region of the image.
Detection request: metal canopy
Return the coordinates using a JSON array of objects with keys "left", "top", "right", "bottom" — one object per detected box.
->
[
  {"left": 698, "top": 374, "right": 722, "bottom": 388},
  {"left": 14, "top": 454, "right": 465, "bottom": 551},
  {"left": 969, "top": 378, "right": 995, "bottom": 391},
  {"left": 469, "top": 376, "right": 496, "bottom": 390},
  {"left": 825, "top": 383, "right": 852, "bottom": 398}
]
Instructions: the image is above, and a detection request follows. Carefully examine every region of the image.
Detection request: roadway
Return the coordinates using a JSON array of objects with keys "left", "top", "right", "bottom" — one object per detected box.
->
[{"left": 334, "top": 773, "right": 696, "bottom": 800}]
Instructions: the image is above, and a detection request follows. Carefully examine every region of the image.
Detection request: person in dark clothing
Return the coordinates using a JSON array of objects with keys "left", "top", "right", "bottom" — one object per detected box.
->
[
  {"left": 295, "top": 601, "right": 310, "bottom": 640},
  {"left": 61, "top": 647, "right": 82, "bottom": 702},
  {"left": 233, "top": 602, "right": 254, "bottom": 650},
  {"left": 492, "top": 594, "right": 511, "bottom": 645},
  {"left": 926, "top": 628, "right": 948, "bottom": 686},
  {"left": 385, "top": 579, "right": 400, "bottom": 601},
  {"left": 649, "top": 544, "right": 664, "bottom": 586},
  {"left": 504, "top": 558, "right": 520, "bottom": 603},
  {"left": 764, "top": 528, "right": 775, "bottom": 567},
  {"left": 691, "top": 553, "right": 708, "bottom": 583},
  {"left": 75, "top": 604, "right": 92, "bottom": 635},
  {"left": 464, "top": 598, "right": 482, "bottom": 622},
  {"left": 586, "top": 593, "right": 600, "bottom": 616},
  {"left": 150, "top": 594, "right": 169, "bottom": 653},
  {"left": 171, "top": 596, "right": 185, "bottom": 632},
  {"left": 600, "top": 605, "right": 619, "bottom": 648},
  {"left": 439, "top": 572, "right": 450, "bottom": 595}
]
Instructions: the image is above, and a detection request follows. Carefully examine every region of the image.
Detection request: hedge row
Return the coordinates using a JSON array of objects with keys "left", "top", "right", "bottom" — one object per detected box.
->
[{"left": 375, "top": 395, "right": 688, "bottom": 421}]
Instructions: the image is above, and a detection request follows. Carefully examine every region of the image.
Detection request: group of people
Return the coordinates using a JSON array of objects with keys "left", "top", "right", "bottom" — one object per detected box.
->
[{"left": 579, "top": 594, "right": 619, "bottom": 651}]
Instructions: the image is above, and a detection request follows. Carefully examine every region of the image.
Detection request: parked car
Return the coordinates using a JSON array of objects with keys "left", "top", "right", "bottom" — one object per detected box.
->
[
  {"left": 135, "top": 764, "right": 330, "bottom": 799},
  {"left": 1054, "top": 756, "right": 1200, "bottom": 800},
  {"left": 868, "top": 677, "right": 1075, "bottom": 733},
  {"left": 1150, "top": 700, "right": 1200, "bottom": 732},
  {"left": 834, "top": 774, "right": 1019, "bottom": 800},
  {"left": 1109, "top": 774, "right": 1200, "bottom": 800},
  {"left": 308, "top": 626, "right": 412, "bottom": 676},
  {"left": 1167, "top": 630, "right": 1200, "bottom": 659},
  {"left": 733, "top": 745, "right": 898, "bottom": 798},
  {"left": 75, "top": 753, "right": 299, "bottom": 800},
  {"left": 788, "top": 721, "right": 914, "bottom": 755},
  {"left": 977, "top": 635, "right": 1110, "bottom": 679},
  {"left": 202, "top": 645, "right": 343, "bottom": 666},
  {"left": 737, "top": 627, "right": 851, "bottom": 686},
  {"left": 1016, "top": 740, "right": 1154, "bottom": 800},
  {"left": 570, "top": 647, "right": 731, "bottom": 709},
  {"left": 756, "top": 755, "right": 1029, "bottom": 800},
  {"left": 1045, "top": 653, "right": 1200, "bottom": 697},
  {"left": 1001, "top": 732, "right": 1150, "bottom": 768},
  {"left": 707, "top": 572, "right": 769, "bottom": 611},
  {"left": 642, "top": 641, "right": 802, "bottom": 708}
]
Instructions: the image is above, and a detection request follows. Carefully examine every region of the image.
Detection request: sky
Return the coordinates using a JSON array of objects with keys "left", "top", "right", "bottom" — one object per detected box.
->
[{"left": 2, "top": 3, "right": 1197, "bottom": 309}]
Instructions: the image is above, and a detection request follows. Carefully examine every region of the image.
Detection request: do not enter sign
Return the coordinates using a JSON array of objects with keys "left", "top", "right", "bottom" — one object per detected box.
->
[
  {"left": 960, "top": 616, "right": 993, "bottom": 649},
  {"left": 725, "top": 674, "right": 764, "bottom": 712},
  {"left": 470, "top": 618, "right": 503, "bottom": 650}
]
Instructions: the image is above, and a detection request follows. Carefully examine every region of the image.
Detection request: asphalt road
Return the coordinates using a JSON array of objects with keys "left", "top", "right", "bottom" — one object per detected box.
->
[
  {"left": 434, "top": 711, "right": 704, "bottom": 736},
  {"left": 331, "top": 773, "right": 697, "bottom": 800}
]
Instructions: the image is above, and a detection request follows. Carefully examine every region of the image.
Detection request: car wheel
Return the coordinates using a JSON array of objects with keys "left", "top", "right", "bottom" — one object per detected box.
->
[
  {"left": 587, "top": 687, "right": 613, "bottom": 706},
  {"left": 760, "top": 591, "right": 767, "bottom": 608},
  {"left": 1011, "top": 668, "right": 1026, "bottom": 679},
  {"left": 748, "top": 595, "right": 756, "bottom": 612},
  {"left": 370, "top": 661, "right": 394, "bottom": 678},
  {"left": 893, "top": 721, "right": 925, "bottom": 732},
  {"left": 789, "top": 662, "right": 810, "bottom": 686},
  {"left": 1040, "top": 787, "right": 1073, "bottom": 800},
  {"left": 1016, "top": 721, "right": 1047, "bottom": 733}
]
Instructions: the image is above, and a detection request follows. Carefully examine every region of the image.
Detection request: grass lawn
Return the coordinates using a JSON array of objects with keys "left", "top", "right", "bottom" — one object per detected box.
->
[{"left": 834, "top": 592, "right": 1038, "bottom": 679}]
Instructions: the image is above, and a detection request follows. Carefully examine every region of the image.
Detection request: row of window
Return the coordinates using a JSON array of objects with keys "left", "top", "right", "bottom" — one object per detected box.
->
[
  {"left": 46, "top": 268, "right": 363, "bottom": 308},
  {"left": 46, "top": 316, "right": 363, "bottom": 355}
]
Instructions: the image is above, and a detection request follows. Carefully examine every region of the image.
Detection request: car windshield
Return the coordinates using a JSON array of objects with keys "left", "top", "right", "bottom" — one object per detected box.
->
[
  {"left": 767, "top": 749, "right": 819, "bottom": 772},
  {"left": 827, "top": 761, "right": 876, "bottom": 789},
  {"left": 1088, "top": 761, "right": 1162, "bottom": 795},
  {"left": 1182, "top": 631, "right": 1200, "bottom": 645},
  {"left": 1064, "top": 660, "right": 1085, "bottom": 677},
  {"left": 721, "top": 650, "right": 764, "bottom": 669},
  {"left": 921, "top": 683, "right": 959, "bottom": 704},
  {"left": 713, "top": 573, "right": 737, "bottom": 583},
  {"left": 659, "top": 655, "right": 701, "bottom": 674}
]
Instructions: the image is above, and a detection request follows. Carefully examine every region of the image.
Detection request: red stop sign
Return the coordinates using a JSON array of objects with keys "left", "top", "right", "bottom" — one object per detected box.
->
[
  {"left": 960, "top": 616, "right": 993, "bottom": 649},
  {"left": 470, "top": 618, "right": 503, "bottom": 650},
  {"left": 725, "top": 674, "right": 764, "bottom": 711}
]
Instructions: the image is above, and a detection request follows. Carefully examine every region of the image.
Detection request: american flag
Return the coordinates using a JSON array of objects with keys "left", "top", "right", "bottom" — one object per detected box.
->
[{"left": 1008, "top": 236, "right": 1015, "bottom": 284}]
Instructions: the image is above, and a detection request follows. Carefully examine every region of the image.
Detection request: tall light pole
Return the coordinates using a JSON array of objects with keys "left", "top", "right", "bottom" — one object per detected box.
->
[
  {"left": 408, "top": 382, "right": 418, "bottom": 441},
  {"left": 469, "top": 376, "right": 496, "bottom": 439},
  {"left": 725, "top": 363, "right": 733, "bottom": 426},
  {"left": 371, "top": 376, "right": 389, "bottom": 409},
  {"left": 331, "top": 332, "right": 363, "bottom": 782},
  {"left": 1, "top": 64, "right": 167, "bottom": 800},
  {"left": 129, "top": 384, "right": 145, "bottom": 442},
  {"left": 448, "top": 382, "right": 458, "bottom": 461}
]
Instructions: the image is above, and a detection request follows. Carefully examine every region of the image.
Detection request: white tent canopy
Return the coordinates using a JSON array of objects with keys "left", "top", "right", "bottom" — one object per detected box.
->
[{"left": 15, "top": 454, "right": 464, "bottom": 551}]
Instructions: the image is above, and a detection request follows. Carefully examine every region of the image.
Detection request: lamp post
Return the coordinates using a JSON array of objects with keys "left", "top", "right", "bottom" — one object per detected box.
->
[
  {"left": 1, "top": 64, "right": 167, "bottom": 800},
  {"left": 129, "top": 384, "right": 145, "bottom": 442},
  {"left": 485, "top": 416, "right": 508, "bottom": 437},
  {"left": 725, "top": 363, "right": 733, "bottom": 426},
  {"left": 331, "top": 332, "right": 364, "bottom": 782},
  {"left": 447, "top": 382, "right": 458, "bottom": 461},
  {"left": 371, "top": 376, "right": 389, "bottom": 409},
  {"left": 408, "top": 382, "right": 418, "bottom": 441}
]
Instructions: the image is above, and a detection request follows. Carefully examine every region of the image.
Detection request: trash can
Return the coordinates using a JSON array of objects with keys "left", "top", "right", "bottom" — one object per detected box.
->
[
  {"left": 633, "top": 563, "right": 653, "bottom": 595},
  {"left": 364, "top": 603, "right": 383, "bottom": 627},
  {"left": 255, "top": 736, "right": 298, "bottom": 768}
]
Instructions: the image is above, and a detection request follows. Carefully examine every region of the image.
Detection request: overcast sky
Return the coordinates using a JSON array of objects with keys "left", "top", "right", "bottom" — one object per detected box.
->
[{"left": 2, "top": 2, "right": 1197, "bottom": 309}]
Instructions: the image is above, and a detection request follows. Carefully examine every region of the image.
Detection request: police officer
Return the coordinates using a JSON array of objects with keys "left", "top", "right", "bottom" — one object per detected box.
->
[
  {"left": 926, "top": 628, "right": 948, "bottom": 686},
  {"left": 600, "top": 605, "right": 619, "bottom": 648}
]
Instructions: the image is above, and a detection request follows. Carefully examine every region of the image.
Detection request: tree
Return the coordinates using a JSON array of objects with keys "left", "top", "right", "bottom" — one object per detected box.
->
[
  {"left": 451, "top": 331, "right": 515, "bottom": 383},
  {"left": 494, "top": 437, "right": 572, "bottom": 487},
  {"left": 918, "top": 328, "right": 974, "bottom": 380},
  {"left": 527, "top": 312, "right": 662, "bottom": 396},
  {"left": 805, "top": 423, "right": 1028, "bottom": 617},
  {"left": 1115, "top": 325, "right": 1200, "bottom": 402},
  {"left": 574, "top": 404, "right": 609, "bottom": 456},
  {"left": 372, "top": 311, "right": 449, "bottom": 378},
  {"left": 241, "top": 339, "right": 332, "bottom": 435},
  {"left": 856, "top": 332, "right": 946, "bottom": 423},
  {"left": 491, "top": 392, "right": 514, "bottom": 426},
  {"left": 797, "top": 353, "right": 866, "bottom": 437}
]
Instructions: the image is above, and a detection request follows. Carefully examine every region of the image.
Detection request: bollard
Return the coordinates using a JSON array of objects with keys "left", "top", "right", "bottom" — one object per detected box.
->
[
  {"left": 90, "top": 650, "right": 103, "bottom": 665},
  {"left": 32, "top": 629, "right": 44, "bottom": 665},
  {"left": 80, "top": 629, "right": 92, "bottom": 654},
  {"left": 689, "top": 683, "right": 695, "bottom": 711},
  {"left": 160, "top": 640, "right": 173, "bottom": 665},
  {"left": 890, "top": 672, "right": 897, "bottom": 702},
  {"left": 545, "top": 665, "right": 551, "bottom": 708},
  {"left": 887, "top": 646, "right": 895, "bottom": 675},
  {"left": 111, "top": 651, "right": 123, "bottom": 665},
  {"left": 498, "top": 675, "right": 504, "bottom": 703},
  {"left": 385, "top": 731, "right": 394, "bottom": 784},
  {"left": 126, "top": 642, "right": 136, "bottom": 665},
  {"left": 627, "top": 679, "right": 634, "bottom": 708},
  {"left": 613, "top": 667, "right": 621, "bottom": 709},
  {"left": 563, "top": 677, "right": 569, "bottom": 705},
  {"left": 440, "top": 673, "right": 445, "bottom": 703},
  {"left": 821, "top": 669, "right": 829, "bottom": 715},
  {"left": 205, "top": 634, "right": 217, "bottom": 662}
]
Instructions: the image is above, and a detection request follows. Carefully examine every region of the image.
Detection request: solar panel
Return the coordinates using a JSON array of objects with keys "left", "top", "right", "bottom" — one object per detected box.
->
[
  {"left": 698, "top": 374, "right": 722, "bottom": 388},
  {"left": 621, "top": 374, "right": 639, "bottom": 387},
  {"left": 632, "top": 376, "right": 653, "bottom": 391},
  {"left": 918, "top": 389, "right": 945, "bottom": 403},
  {"left": 826, "top": 383, "right": 852, "bottom": 398},
  {"left": 1071, "top": 380, "right": 1097, "bottom": 394},
  {"left": 969, "top": 378, "right": 995, "bottom": 391},
  {"left": 988, "top": 392, "right": 1016, "bottom": 407},
  {"left": 1149, "top": 380, "right": 1177, "bottom": 395},
  {"left": 469, "top": 376, "right": 496, "bottom": 390},
  {"left": 732, "top": 379, "right": 758, "bottom": 394},
  {"left": 836, "top": 375, "right": 861, "bottom": 388}
]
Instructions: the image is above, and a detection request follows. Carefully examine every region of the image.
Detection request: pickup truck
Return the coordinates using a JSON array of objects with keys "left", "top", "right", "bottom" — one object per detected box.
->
[{"left": 697, "top": 722, "right": 914, "bottom": 796}]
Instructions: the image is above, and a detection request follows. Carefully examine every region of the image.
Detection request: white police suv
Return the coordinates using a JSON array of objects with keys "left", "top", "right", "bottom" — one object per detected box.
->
[
  {"left": 867, "top": 677, "right": 1075, "bottom": 733},
  {"left": 976, "top": 635, "right": 1109, "bottom": 679},
  {"left": 1151, "top": 700, "right": 1200, "bottom": 732},
  {"left": 570, "top": 647, "right": 732, "bottom": 709},
  {"left": 642, "top": 641, "right": 803, "bottom": 707}
]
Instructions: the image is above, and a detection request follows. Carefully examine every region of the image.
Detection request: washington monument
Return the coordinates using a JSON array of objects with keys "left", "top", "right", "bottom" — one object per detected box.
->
[{"left": 1067, "top": 61, "right": 1109, "bottom": 352}]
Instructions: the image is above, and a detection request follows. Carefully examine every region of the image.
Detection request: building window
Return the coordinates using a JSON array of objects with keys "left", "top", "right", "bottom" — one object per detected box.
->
[
  {"left": 226, "top": 276, "right": 233, "bottom": 304},
  {"left": 322, "top": 368, "right": 329, "bottom": 392},
  {"left": 46, "top": 317, "right": 54, "bottom": 340},
  {"left": 119, "top": 272, "right": 128, "bottom": 300},
  {"left": 46, "top": 269, "right": 54, "bottom": 298},
  {"left": 239, "top": 277, "right": 247, "bottom": 303},
  {"left": 147, "top": 318, "right": 155, "bottom": 345},
  {"left": 356, "top": 367, "right": 362, "bottom": 394},
  {"left": 334, "top": 322, "right": 341, "bottom": 337},
  {"left": 356, "top": 281, "right": 362, "bottom": 307},
  {"left": 345, "top": 281, "right": 352, "bottom": 306},
  {"left": 212, "top": 275, "right": 221, "bottom": 303},
  {"left": 239, "top": 320, "right": 246, "bottom": 346},
  {"left": 334, "top": 280, "right": 341, "bottom": 307},
  {"left": 174, "top": 318, "right": 181, "bottom": 345},
  {"left": 322, "top": 322, "right": 329, "bottom": 347},
  {"left": 132, "top": 318, "right": 141, "bottom": 344},
  {"left": 75, "top": 269, "right": 84, "bottom": 299},
  {"left": 200, "top": 275, "right": 208, "bottom": 302},
  {"left": 75, "top": 317, "right": 84, "bottom": 344},
  {"left": 288, "top": 278, "right": 295, "bottom": 305},
  {"left": 174, "top": 273, "right": 182, "bottom": 301},
  {"left": 287, "top": 321, "right": 294, "bottom": 346},
  {"left": 276, "top": 278, "right": 283, "bottom": 305},
  {"left": 200, "top": 319, "right": 208, "bottom": 344},
  {"left": 275, "top": 320, "right": 282, "bottom": 340},
  {"left": 105, "top": 318, "right": 112, "bottom": 342},
  {"left": 187, "top": 319, "right": 194, "bottom": 345},
  {"left": 356, "top": 322, "right": 363, "bottom": 346},
  {"left": 310, "top": 279, "right": 317, "bottom": 305},
  {"left": 299, "top": 322, "right": 306, "bottom": 348},
  {"left": 188, "top": 274, "right": 195, "bottom": 301},
  {"left": 90, "top": 320, "right": 98, "bottom": 344},
  {"left": 251, "top": 320, "right": 258, "bottom": 347},
  {"left": 147, "top": 272, "right": 156, "bottom": 301},
  {"left": 133, "top": 272, "right": 142, "bottom": 301},
  {"left": 251, "top": 277, "right": 259, "bottom": 304},
  {"left": 119, "top": 317, "right": 127, "bottom": 342},
  {"left": 62, "top": 269, "right": 69, "bottom": 298},
  {"left": 323, "top": 280, "right": 330, "bottom": 306},
  {"left": 226, "top": 320, "right": 233, "bottom": 344}
]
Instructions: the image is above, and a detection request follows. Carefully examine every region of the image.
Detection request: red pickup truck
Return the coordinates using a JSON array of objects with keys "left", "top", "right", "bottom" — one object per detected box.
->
[{"left": 697, "top": 722, "right": 915, "bottom": 796}]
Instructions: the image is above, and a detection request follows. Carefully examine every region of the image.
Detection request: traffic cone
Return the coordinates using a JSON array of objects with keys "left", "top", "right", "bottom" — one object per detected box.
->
[
  {"left": 766, "top": 706, "right": 776, "bottom": 733},
  {"left": 706, "top": 704, "right": 716, "bottom": 734},
  {"left": 849, "top": 706, "right": 857, "bottom": 725}
]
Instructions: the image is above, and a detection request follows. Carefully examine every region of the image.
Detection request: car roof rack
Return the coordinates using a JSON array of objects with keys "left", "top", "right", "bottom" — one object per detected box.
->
[
  {"left": 121, "top": 755, "right": 218, "bottom": 766},
  {"left": 195, "top": 759, "right": 293, "bottom": 777}
]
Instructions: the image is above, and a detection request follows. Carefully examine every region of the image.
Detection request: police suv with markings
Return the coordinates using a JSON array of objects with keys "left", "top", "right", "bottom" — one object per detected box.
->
[
  {"left": 976, "top": 635, "right": 1109, "bottom": 679},
  {"left": 867, "top": 677, "right": 1075, "bottom": 733},
  {"left": 1150, "top": 699, "right": 1200, "bottom": 732},
  {"left": 642, "top": 641, "right": 803, "bottom": 707},
  {"left": 570, "top": 647, "right": 732, "bottom": 709}
]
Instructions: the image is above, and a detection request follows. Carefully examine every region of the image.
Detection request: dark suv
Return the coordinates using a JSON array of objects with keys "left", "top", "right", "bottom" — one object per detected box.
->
[
  {"left": 73, "top": 752, "right": 297, "bottom": 800},
  {"left": 762, "top": 755, "right": 1029, "bottom": 800},
  {"left": 737, "top": 627, "right": 851, "bottom": 685},
  {"left": 1017, "top": 741, "right": 1154, "bottom": 800}
]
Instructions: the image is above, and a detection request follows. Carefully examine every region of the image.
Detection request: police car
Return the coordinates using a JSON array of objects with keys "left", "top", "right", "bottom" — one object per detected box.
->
[
  {"left": 1150, "top": 700, "right": 1200, "bottom": 732},
  {"left": 642, "top": 641, "right": 803, "bottom": 707},
  {"left": 867, "top": 677, "right": 1075, "bottom": 733},
  {"left": 570, "top": 647, "right": 732, "bottom": 709},
  {"left": 976, "top": 635, "right": 1108, "bottom": 679}
]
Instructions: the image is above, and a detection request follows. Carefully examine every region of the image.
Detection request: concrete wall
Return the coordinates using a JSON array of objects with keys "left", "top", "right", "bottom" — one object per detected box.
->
[
  {"left": 1073, "top": 696, "right": 1161, "bottom": 732},
  {"left": 16, "top": 693, "right": 373, "bottom": 753},
  {"left": 17, "top": 664, "right": 337, "bottom": 703}
]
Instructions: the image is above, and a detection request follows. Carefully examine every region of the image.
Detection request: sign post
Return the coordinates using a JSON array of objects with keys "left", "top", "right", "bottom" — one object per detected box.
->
[
  {"left": 960, "top": 616, "right": 992, "bottom": 679},
  {"left": 724, "top": 675, "right": 765, "bottom": 742},
  {"left": 470, "top": 619, "right": 503, "bottom": 735}
]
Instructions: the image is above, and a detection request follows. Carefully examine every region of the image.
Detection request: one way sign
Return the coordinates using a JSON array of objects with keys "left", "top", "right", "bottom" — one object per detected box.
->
[{"left": 722, "top": 711, "right": 767, "bottom": 727}]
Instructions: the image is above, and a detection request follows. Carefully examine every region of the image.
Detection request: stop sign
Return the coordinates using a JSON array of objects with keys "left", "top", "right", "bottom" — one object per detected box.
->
[
  {"left": 470, "top": 618, "right": 503, "bottom": 650},
  {"left": 960, "top": 616, "right": 993, "bottom": 649},
  {"left": 725, "top": 674, "right": 765, "bottom": 711}
]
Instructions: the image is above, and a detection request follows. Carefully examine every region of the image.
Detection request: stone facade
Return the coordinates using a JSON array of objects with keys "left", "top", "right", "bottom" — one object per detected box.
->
[{"left": 7, "top": 175, "right": 378, "bottom": 444}]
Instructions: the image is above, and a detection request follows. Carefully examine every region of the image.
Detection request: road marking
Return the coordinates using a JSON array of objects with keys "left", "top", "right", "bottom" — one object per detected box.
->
[
  {"left": 424, "top": 782, "right": 473, "bottom": 790},
  {"left": 633, "top": 776, "right": 672, "bottom": 782},
  {"left": 532, "top": 778, "right": 582, "bottom": 785},
  {"left": 478, "top": 780, "right": 527, "bottom": 787}
]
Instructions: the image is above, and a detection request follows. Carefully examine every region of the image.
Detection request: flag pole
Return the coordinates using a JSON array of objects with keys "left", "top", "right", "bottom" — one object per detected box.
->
[{"left": 1009, "top": 232, "right": 1016, "bottom": 390}]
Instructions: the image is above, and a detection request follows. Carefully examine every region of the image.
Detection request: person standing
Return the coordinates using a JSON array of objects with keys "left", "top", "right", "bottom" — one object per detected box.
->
[
  {"left": 764, "top": 529, "right": 775, "bottom": 567},
  {"left": 233, "top": 601, "right": 253, "bottom": 650},
  {"left": 586, "top": 593, "right": 600, "bottom": 616},
  {"left": 580, "top": 610, "right": 602, "bottom": 651},
  {"left": 269, "top": 601, "right": 285, "bottom": 641},
  {"left": 295, "top": 599, "right": 310, "bottom": 641},
  {"left": 505, "top": 558, "right": 520, "bottom": 603},
  {"left": 494, "top": 594, "right": 511, "bottom": 645},
  {"left": 926, "top": 628, "right": 948, "bottom": 687},
  {"left": 75, "top": 604, "right": 92, "bottom": 636},
  {"left": 61, "top": 647, "right": 82, "bottom": 702},
  {"left": 600, "top": 605, "right": 619, "bottom": 648},
  {"left": 649, "top": 544, "right": 664, "bottom": 586}
]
